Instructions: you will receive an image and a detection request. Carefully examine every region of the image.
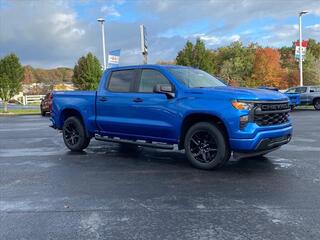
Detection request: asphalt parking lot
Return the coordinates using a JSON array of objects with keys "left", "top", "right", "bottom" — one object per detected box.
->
[{"left": 0, "top": 111, "right": 320, "bottom": 240}]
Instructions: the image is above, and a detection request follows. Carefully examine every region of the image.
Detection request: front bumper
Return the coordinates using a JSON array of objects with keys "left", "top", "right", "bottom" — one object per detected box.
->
[{"left": 229, "top": 125, "right": 292, "bottom": 152}]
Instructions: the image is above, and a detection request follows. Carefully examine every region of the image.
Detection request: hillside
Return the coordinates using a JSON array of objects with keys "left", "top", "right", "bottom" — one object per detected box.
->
[{"left": 23, "top": 66, "right": 73, "bottom": 84}]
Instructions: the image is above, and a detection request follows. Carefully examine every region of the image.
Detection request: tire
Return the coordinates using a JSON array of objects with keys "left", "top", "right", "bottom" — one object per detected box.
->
[
  {"left": 184, "top": 122, "right": 230, "bottom": 170},
  {"left": 63, "top": 116, "right": 90, "bottom": 151},
  {"left": 40, "top": 107, "right": 46, "bottom": 116},
  {"left": 314, "top": 99, "right": 320, "bottom": 111}
]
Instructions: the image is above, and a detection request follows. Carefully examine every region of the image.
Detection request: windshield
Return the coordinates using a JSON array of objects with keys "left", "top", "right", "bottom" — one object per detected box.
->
[{"left": 167, "top": 67, "right": 226, "bottom": 88}]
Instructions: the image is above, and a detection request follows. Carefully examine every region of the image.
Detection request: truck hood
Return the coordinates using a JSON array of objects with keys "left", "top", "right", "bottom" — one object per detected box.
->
[{"left": 186, "top": 86, "right": 288, "bottom": 101}]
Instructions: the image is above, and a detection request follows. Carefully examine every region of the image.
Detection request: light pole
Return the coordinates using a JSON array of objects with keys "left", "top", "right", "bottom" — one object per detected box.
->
[
  {"left": 299, "top": 11, "right": 308, "bottom": 86},
  {"left": 97, "top": 18, "right": 107, "bottom": 70}
]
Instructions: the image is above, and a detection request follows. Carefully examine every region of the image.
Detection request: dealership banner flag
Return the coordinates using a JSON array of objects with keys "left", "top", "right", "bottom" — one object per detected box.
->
[
  {"left": 295, "top": 40, "right": 308, "bottom": 61},
  {"left": 108, "top": 49, "right": 121, "bottom": 68}
]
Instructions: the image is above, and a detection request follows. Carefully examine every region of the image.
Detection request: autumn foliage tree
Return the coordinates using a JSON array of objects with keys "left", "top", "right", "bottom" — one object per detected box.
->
[{"left": 251, "top": 48, "right": 286, "bottom": 88}]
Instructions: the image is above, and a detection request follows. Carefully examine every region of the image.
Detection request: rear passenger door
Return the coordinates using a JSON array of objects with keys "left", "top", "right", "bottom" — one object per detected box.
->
[{"left": 96, "top": 69, "right": 141, "bottom": 136}]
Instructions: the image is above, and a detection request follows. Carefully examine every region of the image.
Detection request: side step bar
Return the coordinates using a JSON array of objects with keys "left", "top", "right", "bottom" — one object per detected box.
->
[{"left": 94, "top": 134, "right": 174, "bottom": 150}]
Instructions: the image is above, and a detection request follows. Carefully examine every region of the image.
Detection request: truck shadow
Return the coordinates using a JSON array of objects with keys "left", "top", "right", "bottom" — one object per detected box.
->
[
  {"left": 115, "top": 145, "right": 278, "bottom": 173},
  {"left": 66, "top": 142, "right": 279, "bottom": 173}
]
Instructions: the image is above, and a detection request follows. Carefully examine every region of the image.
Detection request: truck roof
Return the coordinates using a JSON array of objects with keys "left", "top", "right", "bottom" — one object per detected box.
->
[{"left": 106, "top": 64, "right": 192, "bottom": 71}]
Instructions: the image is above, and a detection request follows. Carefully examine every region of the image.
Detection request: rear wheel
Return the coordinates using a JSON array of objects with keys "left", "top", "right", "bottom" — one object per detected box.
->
[
  {"left": 314, "top": 99, "right": 320, "bottom": 110},
  {"left": 184, "top": 122, "right": 230, "bottom": 170},
  {"left": 40, "top": 106, "right": 46, "bottom": 116},
  {"left": 63, "top": 117, "right": 90, "bottom": 151}
]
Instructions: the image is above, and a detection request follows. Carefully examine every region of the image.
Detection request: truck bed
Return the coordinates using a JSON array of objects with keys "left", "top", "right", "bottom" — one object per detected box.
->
[{"left": 51, "top": 91, "right": 97, "bottom": 133}]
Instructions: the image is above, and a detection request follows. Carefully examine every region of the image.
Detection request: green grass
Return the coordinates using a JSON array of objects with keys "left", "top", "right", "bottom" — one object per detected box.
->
[
  {"left": 0, "top": 108, "right": 40, "bottom": 115},
  {"left": 294, "top": 105, "right": 315, "bottom": 110},
  {"left": 26, "top": 102, "right": 42, "bottom": 106}
]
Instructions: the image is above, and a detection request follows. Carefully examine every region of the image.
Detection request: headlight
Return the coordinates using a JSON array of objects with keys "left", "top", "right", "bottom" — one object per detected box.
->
[{"left": 231, "top": 101, "right": 254, "bottom": 110}]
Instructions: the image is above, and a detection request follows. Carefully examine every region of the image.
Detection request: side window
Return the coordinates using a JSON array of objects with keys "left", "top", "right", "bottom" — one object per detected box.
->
[
  {"left": 139, "top": 69, "right": 171, "bottom": 93},
  {"left": 296, "top": 87, "right": 307, "bottom": 93},
  {"left": 310, "top": 87, "right": 320, "bottom": 92},
  {"left": 108, "top": 70, "right": 138, "bottom": 92}
]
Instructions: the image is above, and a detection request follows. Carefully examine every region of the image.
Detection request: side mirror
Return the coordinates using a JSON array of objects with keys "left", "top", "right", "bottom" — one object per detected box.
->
[
  {"left": 310, "top": 89, "right": 315, "bottom": 93},
  {"left": 153, "top": 84, "right": 175, "bottom": 99}
]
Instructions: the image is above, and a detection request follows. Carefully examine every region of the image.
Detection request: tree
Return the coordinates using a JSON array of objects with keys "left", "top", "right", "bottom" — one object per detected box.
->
[
  {"left": 214, "top": 42, "right": 256, "bottom": 86},
  {"left": 251, "top": 48, "right": 285, "bottom": 88},
  {"left": 0, "top": 54, "right": 24, "bottom": 113},
  {"left": 176, "top": 39, "right": 213, "bottom": 73},
  {"left": 304, "top": 52, "right": 320, "bottom": 85},
  {"left": 279, "top": 45, "right": 296, "bottom": 69},
  {"left": 306, "top": 39, "right": 320, "bottom": 59},
  {"left": 72, "top": 53, "right": 102, "bottom": 90}
]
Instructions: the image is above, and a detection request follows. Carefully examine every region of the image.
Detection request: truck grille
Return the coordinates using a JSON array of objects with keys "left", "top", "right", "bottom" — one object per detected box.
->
[{"left": 254, "top": 102, "right": 290, "bottom": 126}]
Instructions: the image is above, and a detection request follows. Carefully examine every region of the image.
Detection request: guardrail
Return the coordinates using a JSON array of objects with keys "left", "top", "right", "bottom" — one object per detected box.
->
[{"left": 22, "top": 95, "right": 45, "bottom": 105}]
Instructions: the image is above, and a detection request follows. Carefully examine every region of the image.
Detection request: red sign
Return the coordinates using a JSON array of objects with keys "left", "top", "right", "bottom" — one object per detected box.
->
[{"left": 295, "top": 40, "right": 308, "bottom": 47}]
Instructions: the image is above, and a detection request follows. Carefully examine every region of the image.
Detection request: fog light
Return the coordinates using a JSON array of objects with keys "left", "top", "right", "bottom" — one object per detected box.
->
[{"left": 240, "top": 115, "right": 249, "bottom": 129}]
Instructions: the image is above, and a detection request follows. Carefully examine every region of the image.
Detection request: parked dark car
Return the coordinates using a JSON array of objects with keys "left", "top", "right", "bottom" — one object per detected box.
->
[
  {"left": 40, "top": 92, "right": 52, "bottom": 116},
  {"left": 285, "top": 86, "right": 320, "bottom": 110}
]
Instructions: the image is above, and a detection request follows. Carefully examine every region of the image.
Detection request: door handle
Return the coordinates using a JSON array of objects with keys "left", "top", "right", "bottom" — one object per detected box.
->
[
  {"left": 99, "top": 97, "right": 108, "bottom": 102},
  {"left": 133, "top": 98, "right": 143, "bottom": 103}
]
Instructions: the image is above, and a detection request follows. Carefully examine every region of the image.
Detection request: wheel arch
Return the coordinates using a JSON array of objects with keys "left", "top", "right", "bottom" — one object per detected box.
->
[
  {"left": 59, "top": 108, "right": 87, "bottom": 133},
  {"left": 312, "top": 97, "right": 320, "bottom": 105},
  {"left": 178, "top": 113, "right": 229, "bottom": 150}
]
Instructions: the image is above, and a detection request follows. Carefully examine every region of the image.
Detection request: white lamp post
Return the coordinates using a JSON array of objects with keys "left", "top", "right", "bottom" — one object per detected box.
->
[
  {"left": 97, "top": 18, "right": 107, "bottom": 70},
  {"left": 299, "top": 11, "right": 308, "bottom": 86}
]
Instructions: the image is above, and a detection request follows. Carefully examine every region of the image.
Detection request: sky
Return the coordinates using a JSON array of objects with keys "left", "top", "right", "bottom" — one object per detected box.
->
[{"left": 0, "top": 0, "right": 319, "bottom": 68}]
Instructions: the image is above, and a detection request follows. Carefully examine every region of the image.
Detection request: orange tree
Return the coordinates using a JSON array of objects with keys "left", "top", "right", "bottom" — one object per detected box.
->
[{"left": 251, "top": 48, "right": 286, "bottom": 88}]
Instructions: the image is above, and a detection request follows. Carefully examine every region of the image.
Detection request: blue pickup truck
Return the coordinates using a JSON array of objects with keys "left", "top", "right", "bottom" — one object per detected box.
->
[{"left": 51, "top": 65, "right": 292, "bottom": 170}]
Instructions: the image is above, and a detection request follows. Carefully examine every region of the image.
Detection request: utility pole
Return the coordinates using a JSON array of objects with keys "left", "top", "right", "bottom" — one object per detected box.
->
[
  {"left": 140, "top": 25, "right": 148, "bottom": 64},
  {"left": 299, "top": 11, "right": 308, "bottom": 86},
  {"left": 97, "top": 18, "right": 107, "bottom": 70}
]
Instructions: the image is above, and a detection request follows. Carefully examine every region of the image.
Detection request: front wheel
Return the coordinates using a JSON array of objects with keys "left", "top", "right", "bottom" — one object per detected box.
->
[
  {"left": 314, "top": 99, "right": 320, "bottom": 111},
  {"left": 184, "top": 122, "right": 230, "bottom": 170},
  {"left": 63, "top": 117, "right": 90, "bottom": 151}
]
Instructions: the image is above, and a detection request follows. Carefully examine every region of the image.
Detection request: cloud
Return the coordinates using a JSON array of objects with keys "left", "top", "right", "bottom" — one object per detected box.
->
[
  {"left": 101, "top": 5, "right": 121, "bottom": 17},
  {"left": 306, "top": 24, "right": 320, "bottom": 31},
  {"left": 51, "top": 13, "right": 85, "bottom": 38},
  {"left": 0, "top": 0, "right": 319, "bottom": 68},
  {"left": 192, "top": 33, "right": 241, "bottom": 46}
]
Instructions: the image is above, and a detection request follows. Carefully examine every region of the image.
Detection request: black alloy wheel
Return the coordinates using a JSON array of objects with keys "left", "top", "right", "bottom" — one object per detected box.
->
[
  {"left": 314, "top": 99, "right": 320, "bottom": 110},
  {"left": 64, "top": 121, "right": 80, "bottom": 146},
  {"left": 189, "top": 131, "right": 218, "bottom": 163},
  {"left": 63, "top": 117, "right": 90, "bottom": 151},
  {"left": 184, "top": 122, "right": 230, "bottom": 170}
]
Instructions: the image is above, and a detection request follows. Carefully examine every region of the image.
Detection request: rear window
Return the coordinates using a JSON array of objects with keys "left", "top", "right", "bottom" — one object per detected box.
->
[{"left": 108, "top": 70, "right": 138, "bottom": 92}]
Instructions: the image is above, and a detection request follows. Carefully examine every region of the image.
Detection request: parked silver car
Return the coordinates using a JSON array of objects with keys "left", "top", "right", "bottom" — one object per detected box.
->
[{"left": 285, "top": 86, "right": 320, "bottom": 110}]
